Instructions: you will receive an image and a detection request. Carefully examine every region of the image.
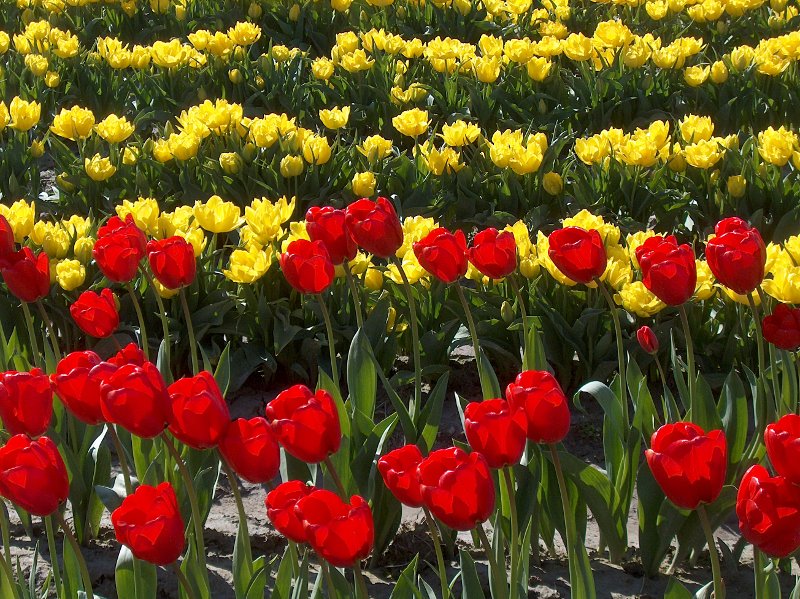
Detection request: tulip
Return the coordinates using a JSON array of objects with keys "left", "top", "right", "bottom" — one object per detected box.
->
[
  {"left": 636, "top": 325, "right": 659, "bottom": 354},
  {"left": 266, "top": 480, "right": 316, "bottom": 543},
  {"left": 467, "top": 228, "right": 518, "bottom": 280},
  {"left": 344, "top": 197, "right": 404, "bottom": 258},
  {"left": 265, "top": 385, "right": 341, "bottom": 463},
  {"left": 645, "top": 422, "right": 727, "bottom": 510},
  {"left": 167, "top": 371, "right": 230, "bottom": 449},
  {"left": 705, "top": 217, "right": 766, "bottom": 295},
  {"left": 464, "top": 399, "right": 527, "bottom": 468},
  {"left": 97, "top": 215, "right": 147, "bottom": 251},
  {"left": 762, "top": 304, "right": 800, "bottom": 351},
  {"left": 736, "top": 464, "right": 800, "bottom": 558},
  {"left": 111, "top": 482, "right": 185, "bottom": 565},
  {"left": 0, "top": 435, "right": 69, "bottom": 516},
  {"left": 505, "top": 370, "right": 571, "bottom": 444},
  {"left": 305, "top": 206, "right": 357, "bottom": 265},
  {"left": 1, "top": 247, "right": 50, "bottom": 303},
  {"left": 295, "top": 489, "right": 374, "bottom": 567},
  {"left": 52, "top": 351, "right": 110, "bottom": 425},
  {"left": 635, "top": 235, "right": 697, "bottom": 305},
  {"left": 0, "top": 215, "right": 14, "bottom": 268},
  {"left": 70, "top": 288, "right": 119, "bottom": 338},
  {"left": 219, "top": 417, "right": 280, "bottom": 484},
  {"left": 93, "top": 230, "right": 146, "bottom": 284},
  {"left": 547, "top": 226, "right": 607, "bottom": 284},
  {"left": 100, "top": 362, "right": 170, "bottom": 438},
  {"left": 417, "top": 447, "right": 495, "bottom": 530},
  {"left": 0, "top": 369, "right": 53, "bottom": 437},
  {"left": 108, "top": 343, "right": 147, "bottom": 367},
  {"left": 764, "top": 414, "right": 800, "bottom": 484},
  {"left": 377, "top": 445, "right": 424, "bottom": 507},
  {"left": 413, "top": 228, "right": 468, "bottom": 284},
  {"left": 279, "top": 239, "right": 335, "bottom": 294},
  {"left": 147, "top": 236, "right": 196, "bottom": 290}
]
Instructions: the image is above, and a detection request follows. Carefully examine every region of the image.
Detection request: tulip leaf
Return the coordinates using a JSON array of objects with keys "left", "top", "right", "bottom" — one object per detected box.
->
[
  {"left": 115, "top": 547, "right": 157, "bottom": 599},
  {"left": 458, "top": 550, "right": 486, "bottom": 599},
  {"left": 213, "top": 342, "right": 232, "bottom": 396},
  {"left": 233, "top": 514, "right": 256, "bottom": 599},
  {"left": 417, "top": 372, "right": 450, "bottom": 453},
  {"left": 388, "top": 554, "right": 421, "bottom": 599},
  {"left": 719, "top": 369, "right": 748, "bottom": 467},
  {"left": 371, "top": 350, "right": 416, "bottom": 442},
  {"left": 637, "top": 463, "right": 686, "bottom": 576},
  {"left": 347, "top": 328, "right": 377, "bottom": 439},
  {"left": 271, "top": 545, "right": 298, "bottom": 599},
  {"left": 663, "top": 577, "right": 692, "bottom": 599}
]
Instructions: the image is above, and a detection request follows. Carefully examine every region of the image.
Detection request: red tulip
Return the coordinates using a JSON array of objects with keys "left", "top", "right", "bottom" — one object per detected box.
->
[
  {"left": 265, "top": 385, "right": 341, "bottom": 463},
  {"left": 737, "top": 464, "right": 800, "bottom": 558},
  {"left": 417, "top": 447, "right": 495, "bottom": 530},
  {"left": 279, "top": 239, "right": 335, "bottom": 294},
  {"left": 635, "top": 235, "right": 697, "bottom": 305},
  {"left": 219, "top": 417, "right": 280, "bottom": 484},
  {"left": 70, "top": 288, "right": 119, "bottom": 338},
  {"left": 100, "top": 362, "right": 169, "bottom": 438},
  {"left": 467, "top": 228, "right": 517, "bottom": 279},
  {"left": 167, "top": 371, "right": 230, "bottom": 449},
  {"left": 52, "top": 351, "right": 110, "bottom": 425},
  {"left": 0, "top": 369, "right": 53, "bottom": 437},
  {"left": 147, "top": 236, "right": 196, "bottom": 290},
  {"left": 295, "top": 489, "right": 374, "bottom": 567},
  {"left": 0, "top": 435, "right": 69, "bottom": 516},
  {"left": 645, "top": 422, "right": 727, "bottom": 510},
  {"left": 0, "top": 215, "right": 14, "bottom": 269},
  {"left": 413, "top": 228, "right": 468, "bottom": 284},
  {"left": 344, "top": 197, "right": 404, "bottom": 258},
  {"left": 764, "top": 414, "right": 800, "bottom": 485},
  {"left": 97, "top": 215, "right": 147, "bottom": 253},
  {"left": 505, "top": 370, "right": 571, "bottom": 444},
  {"left": 306, "top": 206, "right": 357, "bottom": 265},
  {"left": 706, "top": 217, "right": 766, "bottom": 294},
  {"left": 111, "top": 482, "right": 185, "bottom": 565},
  {"left": 763, "top": 304, "right": 800, "bottom": 351},
  {"left": 108, "top": 343, "right": 147, "bottom": 367},
  {"left": 266, "top": 480, "right": 316, "bottom": 543},
  {"left": 636, "top": 325, "right": 659, "bottom": 355},
  {"left": 377, "top": 445, "right": 424, "bottom": 507},
  {"left": 547, "top": 227, "right": 607, "bottom": 284},
  {"left": 1, "top": 248, "right": 50, "bottom": 303},
  {"left": 464, "top": 399, "right": 527, "bottom": 468},
  {"left": 93, "top": 228, "right": 146, "bottom": 284}
]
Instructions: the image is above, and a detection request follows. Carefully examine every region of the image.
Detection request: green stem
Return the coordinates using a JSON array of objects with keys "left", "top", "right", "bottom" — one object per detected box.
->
[
  {"left": 455, "top": 282, "right": 493, "bottom": 399},
  {"left": 678, "top": 304, "right": 696, "bottom": 418},
  {"left": 45, "top": 516, "right": 62, "bottom": 596},
  {"left": 56, "top": 512, "right": 94, "bottom": 599},
  {"left": 502, "top": 468, "right": 520, "bottom": 599},
  {"left": 509, "top": 277, "right": 532, "bottom": 370},
  {"left": 316, "top": 293, "right": 339, "bottom": 387},
  {"left": 422, "top": 506, "right": 450, "bottom": 599},
  {"left": 353, "top": 561, "right": 369, "bottom": 599},
  {"left": 391, "top": 256, "right": 423, "bottom": 419},
  {"left": 597, "top": 281, "right": 628, "bottom": 426},
  {"left": 20, "top": 303, "right": 42, "bottom": 370},
  {"left": 108, "top": 426, "right": 133, "bottom": 494},
  {"left": 172, "top": 561, "right": 200, "bottom": 599},
  {"left": 697, "top": 505, "right": 725, "bottom": 599},
  {"left": 179, "top": 289, "right": 199, "bottom": 375},
  {"left": 475, "top": 524, "right": 506, "bottom": 599},
  {"left": 220, "top": 457, "right": 252, "bottom": 564},
  {"left": 323, "top": 561, "right": 337, "bottom": 598},
  {"left": 0, "top": 506, "right": 20, "bottom": 599},
  {"left": 161, "top": 434, "right": 207, "bottom": 570},
  {"left": 35, "top": 300, "right": 62, "bottom": 362},
  {"left": 288, "top": 541, "right": 300, "bottom": 578},
  {"left": 747, "top": 293, "right": 769, "bottom": 427},
  {"left": 323, "top": 456, "right": 347, "bottom": 498},
  {"left": 0, "top": 546, "right": 19, "bottom": 599},
  {"left": 343, "top": 263, "right": 364, "bottom": 329},
  {"left": 126, "top": 283, "right": 149, "bottom": 360},
  {"left": 549, "top": 444, "right": 580, "bottom": 593},
  {"left": 143, "top": 271, "right": 171, "bottom": 378},
  {"left": 754, "top": 547, "right": 765, "bottom": 599}
]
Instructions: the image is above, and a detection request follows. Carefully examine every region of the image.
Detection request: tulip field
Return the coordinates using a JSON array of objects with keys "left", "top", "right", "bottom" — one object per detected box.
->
[{"left": 2, "top": 0, "right": 800, "bottom": 598}]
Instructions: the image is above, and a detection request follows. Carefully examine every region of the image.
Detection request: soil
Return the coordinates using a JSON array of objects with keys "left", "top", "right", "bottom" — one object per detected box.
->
[{"left": 6, "top": 356, "right": 797, "bottom": 598}]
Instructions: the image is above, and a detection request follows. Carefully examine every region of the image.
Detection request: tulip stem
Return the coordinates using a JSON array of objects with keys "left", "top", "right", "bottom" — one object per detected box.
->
[
  {"left": 0, "top": 506, "right": 20, "bottom": 599},
  {"left": 597, "top": 281, "right": 628, "bottom": 425},
  {"left": 323, "top": 456, "right": 347, "bottom": 498},
  {"left": 179, "top": 289, "right": 199, "bottom": 375},
  {"left": 353, "top": 561, "right": 369, "bottom": 599},
  {"left": 455, "top": 283, "right": 493, "bottom": 400},
  {"left": 20, "top": 303, "right": 42, "bottom": 370},
  {"left": 747, "top": 294, "right": 769, "bottom": 411},
  {"left": 475, "top": 524, "right": 506, "bottom": 599},
  {"left": 126, "top": 283, "right": 149, "bottom": 360},
  {"left": 343, "top": 263, "right": 364, "bottom": 329},
  {"left": 754, "top": 548, "right": 766, "bottom": 599},
  {"left": 35, "top": 300, "right": 62, "bottom": 362},
  {"left": 502, "top": 467, "right": 520, "bottom": 599},
  {"left": 509, "top": 277, "right": 532, "bottom": 370},
  {"left": 391, "top": 256, "right": 423, "bottom": 420},
  {"left": 677, "top": 304, "right": 697, "bottom": 419},
  {"left": 422, "top": 506, "right": 450, "bottom": 599},
  {"left": 323, "top": 561, "right": 337, "bottom": 598},
  {"left": 44, "top": 516, "right": 62, "bottom": 596},
  {"left": 316, "top": 293, "right": 339, "bottom": 387},
  {"left": 172, "top": 561, "right": 199, "bottom": 599},
  {"left": 108, "top": 426, "right": 133, "bottom": 494},
  {"left": 0, "top": 546, "right": 19, "bottom": 599},
  {"left": 56, "top": 512, "right": 94, "bottom": 599},
  {"left": 549, "top": 444, "right": 582, "bottom": 599},
  {"left": 697, "top": 504, "right": 725, "bottom": 599},
  {"left": 143, "top": 271, "right": 172, "bottom": 378},
  {"left": 161, "top": 434, "right": 207, "bottom": 573},
  {"left": 219, "top": 457, "right": 253, "bottom": 566}
]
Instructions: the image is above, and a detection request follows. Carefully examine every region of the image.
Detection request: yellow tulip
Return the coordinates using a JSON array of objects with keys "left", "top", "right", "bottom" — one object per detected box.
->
[{"left": 194, "top": 195, "right": 241, "bottom": 233}]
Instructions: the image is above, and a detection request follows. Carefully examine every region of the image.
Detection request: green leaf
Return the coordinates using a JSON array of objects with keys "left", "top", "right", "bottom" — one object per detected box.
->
[
  {"left": 389, "top": 555, "right": 423, "bottom": 599},
  {"left": 417, "top": 373, "right": 450, "bottom": 453},
  {"left": 663, "top": 577, "right": 692, "bottom": 599},
  {"left": 115, "top": 547, "right": 157, "bottom": 599},
  {"left": 347, "top": 328, "right": 377, "bottom": 440},
  {"left": 458, "top": 550, "right": 486, "bottom": 599},
  {"left": 214, "top": 342, "right": 232, "bottom": 396}
]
